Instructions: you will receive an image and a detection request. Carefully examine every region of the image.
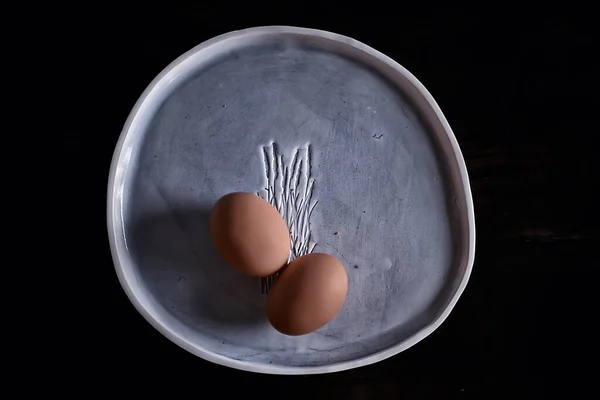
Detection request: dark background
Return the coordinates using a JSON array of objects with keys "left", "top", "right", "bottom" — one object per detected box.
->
[{"left": 60, "top": 7, "right": 597, "bottom": 398}]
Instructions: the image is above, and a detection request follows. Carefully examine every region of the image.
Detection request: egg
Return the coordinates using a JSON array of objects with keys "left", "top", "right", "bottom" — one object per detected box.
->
[
  {"left": 210, "top": 192, "right": 290, "bottom": 277},
  {"left": 267, "top": 253, "right": 348, "bottom": 336}
]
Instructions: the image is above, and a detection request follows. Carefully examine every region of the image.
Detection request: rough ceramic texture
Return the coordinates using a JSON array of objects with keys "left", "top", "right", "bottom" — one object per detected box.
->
[
  {"left": 258, "top": 143, "right": 317, "bottom": 292},
  {"left": 108, "top": 26, "right": 475, "bottom": 374}
]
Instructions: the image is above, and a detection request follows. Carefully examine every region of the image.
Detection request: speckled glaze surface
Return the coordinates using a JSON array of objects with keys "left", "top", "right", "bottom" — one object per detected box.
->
[{"left": 107, "top": 26, "right": 475, "bottom": 374}]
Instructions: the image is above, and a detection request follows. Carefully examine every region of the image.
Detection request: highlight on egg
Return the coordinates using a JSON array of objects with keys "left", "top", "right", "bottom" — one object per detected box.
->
[
  {"left": 267, "top": 253, "right": 348, "bottom": 336},
  {"left": 209, "top": 192, "right": 291, "bottom": 278}
]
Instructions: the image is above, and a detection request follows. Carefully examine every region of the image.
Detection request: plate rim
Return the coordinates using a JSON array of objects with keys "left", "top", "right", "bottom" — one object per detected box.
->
[{"left": 107, "top": 25, "right": 476, "bottom": 375}]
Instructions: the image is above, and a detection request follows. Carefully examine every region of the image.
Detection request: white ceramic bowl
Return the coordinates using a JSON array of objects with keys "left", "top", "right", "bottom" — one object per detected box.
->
[{"left": 108, "top": 26, "right": 475, "bottom": 374}]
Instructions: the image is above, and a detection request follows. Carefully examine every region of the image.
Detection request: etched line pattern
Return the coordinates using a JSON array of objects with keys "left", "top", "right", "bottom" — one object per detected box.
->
[{"left": 258, "top": 143, "right": 317, "bottom": 294}]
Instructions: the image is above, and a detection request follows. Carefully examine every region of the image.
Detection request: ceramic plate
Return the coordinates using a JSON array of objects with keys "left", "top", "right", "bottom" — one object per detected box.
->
[{"left": 108, "top": 26, "right": 475, "bottom": 374}]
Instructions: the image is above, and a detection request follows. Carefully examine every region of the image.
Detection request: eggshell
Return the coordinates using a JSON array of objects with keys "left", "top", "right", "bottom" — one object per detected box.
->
[
  {"left": 209, "top": 192, "right": 290, "bottom": 277},
  {"left": 267, "top": 253, "right": 348, "bottom": 336}
]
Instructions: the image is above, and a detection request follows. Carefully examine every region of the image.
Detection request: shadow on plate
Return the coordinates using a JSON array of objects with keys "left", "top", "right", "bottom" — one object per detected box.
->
[{"left": 127, "top": 206, "right": 267, "bottom": 330}]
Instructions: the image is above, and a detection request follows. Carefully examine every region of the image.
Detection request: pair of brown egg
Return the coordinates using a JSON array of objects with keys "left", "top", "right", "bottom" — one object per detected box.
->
[{"left": 210, "top": 192, "right": 348, "bottom": 336}]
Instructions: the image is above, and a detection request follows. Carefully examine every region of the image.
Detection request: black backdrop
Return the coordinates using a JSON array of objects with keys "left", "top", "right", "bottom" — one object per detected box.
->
[{"left": 62, "top": 7, "right": 597, "bottom": 398}]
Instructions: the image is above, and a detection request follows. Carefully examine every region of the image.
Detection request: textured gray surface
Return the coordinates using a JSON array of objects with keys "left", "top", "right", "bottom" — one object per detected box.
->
[{"left": 116, "top": 33, "right": 469, "bottom": 370}]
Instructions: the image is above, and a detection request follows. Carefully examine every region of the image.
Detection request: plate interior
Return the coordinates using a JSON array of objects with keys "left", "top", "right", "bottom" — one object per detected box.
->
[{"left": 122, "top": 41, "right": 465, "bottom": 367}]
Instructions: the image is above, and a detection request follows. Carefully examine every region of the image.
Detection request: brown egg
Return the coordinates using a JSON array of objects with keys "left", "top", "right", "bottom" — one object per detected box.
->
[
  {"left": 209, "top": 192, "right": 290, "bottom": 277},
  {"left": 267, "top": 253, "right": 348, "bottom": 336}
]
